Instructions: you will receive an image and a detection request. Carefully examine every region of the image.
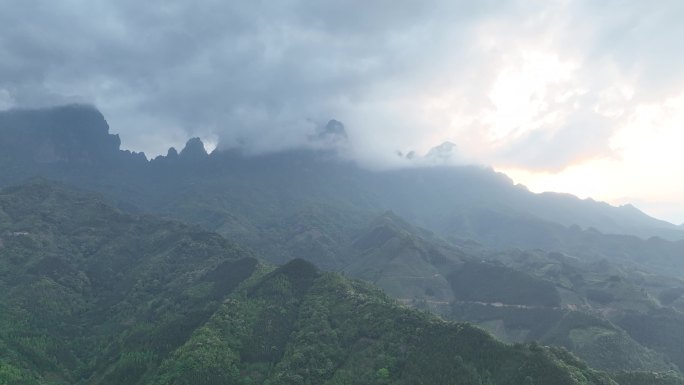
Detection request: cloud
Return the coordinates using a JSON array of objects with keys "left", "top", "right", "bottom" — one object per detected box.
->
[
  {"left": 495, "top": 112, "right": 615, "bottom": 171},
  {"left": 1, "top": 0, "right": 684, "bottom": 172}
]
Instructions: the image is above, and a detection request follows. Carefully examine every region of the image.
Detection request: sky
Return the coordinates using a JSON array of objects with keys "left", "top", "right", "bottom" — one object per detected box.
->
[{"left": 2, "top": 0, "right": 684, "bottom": 223}]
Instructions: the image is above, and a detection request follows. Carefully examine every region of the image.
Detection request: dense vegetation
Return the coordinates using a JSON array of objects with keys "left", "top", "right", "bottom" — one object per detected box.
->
[
  {"left": 448, "top": 261, "right": 561, "bottom": 307},
  {"left": 0, "top": 182, "right": 630, "bottom": 384},
  {"left": 0, "top": 182, "right": 258, "bottom": 384},
  {"left": 150, "top": 263, "right": 620, "bottom": 385}
]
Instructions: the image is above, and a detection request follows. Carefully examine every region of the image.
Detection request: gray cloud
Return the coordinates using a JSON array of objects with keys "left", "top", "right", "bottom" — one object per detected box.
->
[
  {"left": 1, "top": 0, "right": 683, "bottom": 169},
  {"left": 496, "top": 113, "right": 615, "bottom": 171}
]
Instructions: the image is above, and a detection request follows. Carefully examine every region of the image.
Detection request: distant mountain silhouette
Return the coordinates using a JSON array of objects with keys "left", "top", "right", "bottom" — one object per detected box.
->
[
  {"left": 0, "top": 105, "right": 679, "bottom": 239},
  {"left": 0, "top": 104, "right": 145, "bottom": 165}
]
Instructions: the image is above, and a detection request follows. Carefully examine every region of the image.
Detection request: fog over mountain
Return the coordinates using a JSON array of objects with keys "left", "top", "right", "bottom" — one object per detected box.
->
[
  {"left": 0, "top": 1, "right": 682, "bottom": 163},
  {"left": 4, "top": 1, "right": 684, "bottom": 221},
  {"left": 1, "top": 104, "right": 682, "bottom": 244}
]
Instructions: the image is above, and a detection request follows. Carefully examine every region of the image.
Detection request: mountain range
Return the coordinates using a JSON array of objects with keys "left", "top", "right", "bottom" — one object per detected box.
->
[{"left": 2, "top": 105, "right": 684, "bottom": 384}]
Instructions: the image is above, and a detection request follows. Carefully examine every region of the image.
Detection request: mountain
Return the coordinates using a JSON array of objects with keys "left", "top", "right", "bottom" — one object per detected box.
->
[
  {"left": 342, "top": 211, "right": 466, "bottom": 306},
  {"left": 4, "top": 106, "right": 684, "bottom": 375},
  {"left": 0, "top": 181, "right": 636, "bottom": 385},
  {"left": 0, "top": 181, "right": 259, "bottom": 383},
  {"left": 445, "top": 248, "right": 684, "bottom": 371},
  {"left": 0, "top": 105, "right": 681, "bottom": 241},
  {"left": 336, "top": 213, "right": 683, "bottom": 373},
  {"left": 0, "top": 105, "right": 146, "bottom": 177},
  {"left": 2, "top": 106, "right": 684, "bottom": 278}
]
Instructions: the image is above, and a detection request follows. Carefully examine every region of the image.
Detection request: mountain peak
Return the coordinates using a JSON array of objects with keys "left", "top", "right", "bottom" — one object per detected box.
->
[
  {"left": 314, "top": 119, "right": 348, "bottom": 146},
  {"left": 179, "top": 137, "right": 208, "bottom": 159},
  {"left": 0, "top": 104, "right": 128, "bottom": 165},
  {"left": 425, "top": 141, "right": 458, "bottom": 161},
  {"left": 166, "top": 147, "right": 179, "bottom": 158},
  {"left": 322, "top": 119, "right": 347, "bottom": 138}
]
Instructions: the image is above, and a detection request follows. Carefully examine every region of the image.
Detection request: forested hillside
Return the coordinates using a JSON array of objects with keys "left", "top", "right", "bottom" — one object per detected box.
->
[{"left": 0, "top": 182, "right": 637, "bottom": 384}]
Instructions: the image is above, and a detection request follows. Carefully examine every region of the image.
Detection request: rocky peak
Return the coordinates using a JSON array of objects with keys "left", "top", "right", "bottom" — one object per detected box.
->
[
  {"left": 0, "top": 104, "right": 125, "bottom": 165},
  {"left": 316, "top": 119, "right": 348, "bottom": 146},
  {"left": 179, "top": 137, "right": 208, "bottom": 160}
]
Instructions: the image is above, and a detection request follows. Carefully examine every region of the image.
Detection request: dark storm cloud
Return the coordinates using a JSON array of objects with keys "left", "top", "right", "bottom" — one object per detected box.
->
[
  {"left": 0, "top": 0, "right": 502, "bottom": 156},
  {"left": 1, "top": 0, "right": 684, "bottom": 169}
]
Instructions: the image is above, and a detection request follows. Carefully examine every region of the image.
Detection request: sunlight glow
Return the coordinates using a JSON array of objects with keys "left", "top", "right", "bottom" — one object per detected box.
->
[
  {"left": 498, "top": 93, "right": 684, "bottom": 224},
  {"left": 486, "top": 51, "right": 578, "bottom": 142}
]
